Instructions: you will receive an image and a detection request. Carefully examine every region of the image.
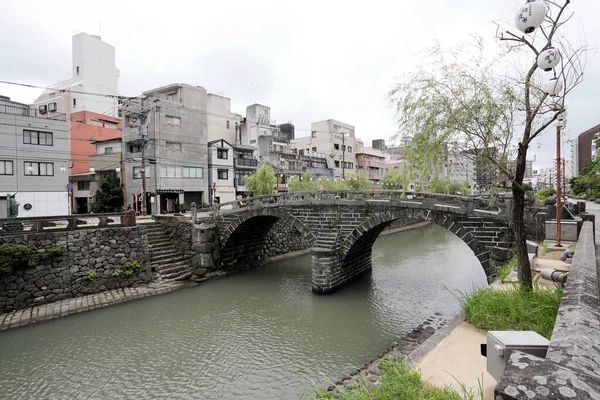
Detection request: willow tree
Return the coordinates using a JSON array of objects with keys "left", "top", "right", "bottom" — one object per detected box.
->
[
  {"left": 389, "top": 0, "right": 585, "bottom": 288},
  {"left": 244, "top": 161, "right": 276, "bottom": 195}
]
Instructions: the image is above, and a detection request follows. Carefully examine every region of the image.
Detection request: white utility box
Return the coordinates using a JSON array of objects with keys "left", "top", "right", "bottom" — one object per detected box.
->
[{"left": 486, "top": 331, "right": 549, "bottom": 381}]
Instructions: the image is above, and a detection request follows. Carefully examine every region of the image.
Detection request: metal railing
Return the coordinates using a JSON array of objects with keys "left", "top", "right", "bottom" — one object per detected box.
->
[
  {"left": 234, "top": 158, "right": 258, "bottom": 167},
  {"left": 0, "top": 104, "right": 67, "bottom": 121},
  {"left": 0, "top": 211, "right": 137, "bottom": 235}
]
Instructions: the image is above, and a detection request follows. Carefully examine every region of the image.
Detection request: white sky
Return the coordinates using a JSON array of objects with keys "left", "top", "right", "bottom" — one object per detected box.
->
[{"left": 1, "top": 0, "right": 599, "bottom": 171}]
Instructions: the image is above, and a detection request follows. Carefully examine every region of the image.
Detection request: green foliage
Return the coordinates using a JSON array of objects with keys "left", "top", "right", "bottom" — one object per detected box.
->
[
  {"left": 289, "top": 171, "right": 319, "bottom": 192},
  {"left": 318, "top": 177, "right": 348, "bottom": 191},
  {"left": 428, "top": 177, "right": 471, "bottom": 195},
  {"left": 570, "top": 158, "right": 600, "bottom": 196},
  {"left": 177, "top": 203, "right": 188, "bottom": 213},
  {"left": 539, "top": 242, "right": 549, "bottom": 256},
  {"left": 496, "top": 255, "right": 517, "bottom": 282},
  {"left": 0, "top": 243, "right": 65, "bottom": 275},
  {"left": 91, "top": 172, "right": 124, "bottom": 213},
  {"left": 244, "top": 161, "right": 277, "bottom": 195},
  {"left": 311, "top": 358, "right": 481, "bottom": 399},
  {"left": 344, "top": 172, "right": 372, "bottom": 190},
  {"left": 388, "top": 39, "right": 518, "bottom": 192},
  {"left": 522, "top": 183, "right": 534, "bottom": 192},
  {"left": 382, "top": 172, "right": 403, "bottom": 190},
  {"left": 113, "top": 259, "right": 143, "bottom": 278},
  {"left": 82, "top": 271, "right": 96, "bottom": 281},
  {"left": 535, "top": 187, "right": 556, "bottom": 204},
  {"left": 460, "top": 286, "right": 562, "bottom": 339}
]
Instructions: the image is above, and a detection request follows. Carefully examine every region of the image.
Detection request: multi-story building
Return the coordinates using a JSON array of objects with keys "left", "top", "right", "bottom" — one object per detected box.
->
[
  {"left": 292, "top": 119, "right": 356, "bottom": 179},
  {"left": 355, "top": 139, "right": 388, "bottom": 183},
  {"left": 0, "top": 96, "right": 70, "bottom": 217},
  {"left": 232, "top": 144, "right": 258, "bottom": 196},
  {"left": 122, "top": 83, "right": 209, "bottom": 215},
  {"left": 576, "top": 123, "right": 600, "bottom": 175},
  {"left": 33, "top": 33, "right": 120, "bottom": 118},
  {"left": 70, "top": 138, "right": 124, "bottom": 214},
  {"left": 207, "top": 94, "right": 243, "bottom": 144},
  {"left": 207, "top": 139, "right": 236, "bottom": 204},
  {"left": 447, "top": 150, "right": 477, "bottom": 192}
]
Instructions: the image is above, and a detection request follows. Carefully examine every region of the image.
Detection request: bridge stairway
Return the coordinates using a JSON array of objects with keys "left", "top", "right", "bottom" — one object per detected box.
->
[
  {"left": 456, "top": 217, "right": 511, "bottom": 249},
  {"left": 144, "top": 223, "right": 193, "bottom": 282},
  {"left": 313, "top": 231, "right": 339, "bottom": 250}
]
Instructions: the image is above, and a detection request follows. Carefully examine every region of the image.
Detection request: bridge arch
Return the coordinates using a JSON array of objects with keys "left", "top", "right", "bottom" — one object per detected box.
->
[
  {"left": 219, "top": 207, "right": 316, "bottom": 268},
  {"left": 337, "top": 208, "right": 494, "bottom": 288}
]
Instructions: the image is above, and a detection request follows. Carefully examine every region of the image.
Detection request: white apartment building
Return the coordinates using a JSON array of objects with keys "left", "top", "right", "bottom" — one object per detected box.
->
[
  {"left": 447, "top": 151, "right": 477, "bottom": 192},
  {"left": 207, "top": 139, "right": 236, "bottom": 204},
  {"left": 33, "top": 33, "right": 120, "bottom": 118},
  {"left": 0, "top": 97, "right": 70, "bottom": 218},
  {"left": 207, "top": 94, "right": 243, "bottom": 144},
  {"left": 292, "top": 119, "right": 356, "bottom": 179}
]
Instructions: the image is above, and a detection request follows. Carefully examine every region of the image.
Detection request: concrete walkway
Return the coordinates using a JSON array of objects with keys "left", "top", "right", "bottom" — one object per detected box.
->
[{"left": 0, "top": 281, "right": 184, "bottom": 331}]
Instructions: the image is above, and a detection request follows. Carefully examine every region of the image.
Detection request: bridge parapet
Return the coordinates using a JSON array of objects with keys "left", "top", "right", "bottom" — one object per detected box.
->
[{"left": 213, "top": 190, "right": 513, "bottom": 222}]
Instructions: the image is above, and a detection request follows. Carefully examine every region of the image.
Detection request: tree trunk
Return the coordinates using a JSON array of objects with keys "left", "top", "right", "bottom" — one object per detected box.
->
[{"left": 511, "top": 142, "right": 533, "bottom": 289}]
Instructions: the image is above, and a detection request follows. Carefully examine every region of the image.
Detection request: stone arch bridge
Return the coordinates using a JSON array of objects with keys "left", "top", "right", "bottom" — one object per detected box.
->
[{"left": 202, "top": 190, "right": 534, "bottom": 294}]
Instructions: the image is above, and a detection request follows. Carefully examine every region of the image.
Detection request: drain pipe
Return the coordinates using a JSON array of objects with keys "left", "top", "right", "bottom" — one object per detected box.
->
[{"left": 541, "top": 268, "right": 568, "bottom": 283}]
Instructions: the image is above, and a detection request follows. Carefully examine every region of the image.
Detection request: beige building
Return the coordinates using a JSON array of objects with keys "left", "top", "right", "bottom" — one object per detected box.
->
[{"left": 292, "top": 119, "right": 356, "bottom": 179}]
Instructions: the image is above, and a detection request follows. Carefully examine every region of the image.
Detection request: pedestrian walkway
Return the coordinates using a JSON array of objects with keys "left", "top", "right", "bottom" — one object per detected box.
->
[{"left": 0, "top": 281, "right": 185, "bottom": 331}]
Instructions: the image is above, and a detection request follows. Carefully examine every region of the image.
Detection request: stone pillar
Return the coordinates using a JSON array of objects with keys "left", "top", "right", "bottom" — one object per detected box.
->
[
  {"left": 582, "top": 213, "right": 596, "bottom": 244},
  {"left": 191, "top": 202, "right": 197, "bottom": 223},
  {"left": 534, "top": 212, "right": 547, "bottom": 243},
  {"left": 190, "top": 223, "right": 220, "bottom": 278},
  {"left": 311, "top": 248, "right": 342, "bottom": 294}
]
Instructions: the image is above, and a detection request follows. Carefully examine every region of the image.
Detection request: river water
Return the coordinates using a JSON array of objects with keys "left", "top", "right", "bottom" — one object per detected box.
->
[{"left": 0, "top": 224, "right": 487, "bottom": 400}]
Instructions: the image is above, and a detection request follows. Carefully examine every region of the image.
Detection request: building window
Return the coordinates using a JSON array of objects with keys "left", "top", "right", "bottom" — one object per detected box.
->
[
  {"left": 104, "top": 147, "right": 113, "bottom": 154},
  {"left": 73, "top": 98, "right": 76, "bottom": 107},
  {"left": 226, "top": 120, "right": 230, "bottom": 129},
  {"left": 348, "top": 146, "right": 352, "bottom": 153},
  {"left": 24, "top": 162, "right": 54, "bottom": 176},
  {"left": 103, "top": 121, "right": 118, "bottom": 129},
  {"left": 166, "top": 92, "right": 177, "bottom": 102},
  {"left": 218, "top": 170, "right": 228, "bottom": 180},
  {"left": 76, "top": 66, "right": 79, "bottom": 75},
  {"left": 298, "top": 149, "right": 304, "bottom": 156},
  {"left": 182, "top": 166, "right": 203, "bottom": 178},
  {"left": 334, "top": 161, "right": 340, "bottom": 168},
  {"left": 250, "top": 140, "right": 256, "bottom": 144},
  {"left": 129, "top": 144, "right": 142, "bottom": 153},
  {"left": 312, "top": 147, "right": 317, "bottom": 152},
  {"left": 0, "top": 160, "right": 13, "bottom": 175},
  {"left": 166, "top": 115, "right": 181, "bottom": 126},
  {"left": 160, "top": 166, "right": 182, "bottom": 177},
  {"left": 133, "top": 167, "right": 144, "bottom": 179},
  {"left": 77, "top": 181, "right": 90, "bottom": 191},
  {"left": 343, "top": 162, "right": 353, "bottom": 169},
  {"left": 334, "top": 144, "right": 340, "bottom": 150},
  {"left": 217, "top": 149, "right": 228, "bottom": 159},
  {"left": 166, "top": 141, "right": 182, "bottom": 151},
  {"left": 23, "top": 130, "right": 53, "bottom": 146},
  {"left": 311, "top": 131, "right": 317, "bottom": 138}
]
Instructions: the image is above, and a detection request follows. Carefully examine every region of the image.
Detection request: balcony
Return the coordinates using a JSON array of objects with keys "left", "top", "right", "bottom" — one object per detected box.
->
[
  {"left": 0, "top": 104, "right": 67, "bottom": 121},
  {"left": 234, "top": 158, "right": 258, "bottom": 168}
]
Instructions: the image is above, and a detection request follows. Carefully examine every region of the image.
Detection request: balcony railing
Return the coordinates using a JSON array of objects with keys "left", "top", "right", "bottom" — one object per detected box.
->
[
  {"left": 234, "top": 158, "right": 258, "bottom": 168},
  {"left": 0, "top": 104, "right": 67, "bottom": 121},
  {"left": 236, "top": 178, "right": 246, "bottom": 186}
]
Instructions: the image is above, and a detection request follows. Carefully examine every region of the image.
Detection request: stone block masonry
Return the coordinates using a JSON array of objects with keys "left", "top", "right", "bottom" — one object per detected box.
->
[{"left": 0, "top": 226, "right": 151, "bottom": 313}]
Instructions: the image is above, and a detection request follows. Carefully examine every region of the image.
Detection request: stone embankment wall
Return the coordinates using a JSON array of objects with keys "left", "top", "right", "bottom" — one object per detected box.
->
[
  {"left": 263, "top": 220, "right": 310, "bottom": 256},
  {"left": 0, "top": 227, "right": 151, "bottom": 313}
]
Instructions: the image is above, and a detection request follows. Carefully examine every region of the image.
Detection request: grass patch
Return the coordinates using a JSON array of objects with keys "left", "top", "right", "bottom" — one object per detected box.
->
[
  {"left": 460, "top": 285, "right": 562, "bottom": 339},
  {"left": 496, "top": 255, "right": 517, "bottom": 282},
  {"left": 539, "top": 242, "right": 549, "bottom": 255},
  {"left": 310, "top": 359, "right": 481, "bottom": 400}
]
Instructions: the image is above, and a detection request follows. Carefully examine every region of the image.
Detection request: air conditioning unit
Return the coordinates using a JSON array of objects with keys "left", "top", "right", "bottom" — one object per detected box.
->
[
  {"left": 48, "top": 102, "right": 57, "bottom": 112},
  {"left": 38, "top": 105, "right": 48, "bottom": 114}
]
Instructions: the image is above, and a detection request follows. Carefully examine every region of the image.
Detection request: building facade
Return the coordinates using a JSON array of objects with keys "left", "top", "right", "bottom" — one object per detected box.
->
[
  {"left": 576, "top": 124, "right": 600, "bottom": 175},
  {"left": 122, "top": 83, "right": 209, "bottom": 215},
  {"left": 355, "top": 139, "right": 388, "bottom": 183},
  {"left": 207, "top": 94, "right": 243, "bottom": 144},
  {"left": 33, "top": 33, "right": 120, "bottom": 118},
  {"left": 207, "top": 139, "right": 236, "bottom": 204},
  {"left": 0, "top": 96, "right": 70, "bottom": 218},
  {"left": 292, "top": 119, "right": 356, "bottom": 179}
]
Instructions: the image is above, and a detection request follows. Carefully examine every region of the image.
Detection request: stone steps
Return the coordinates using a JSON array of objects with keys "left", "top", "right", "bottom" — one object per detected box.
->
[
  {"left": 153, "top": 255, "right": 188, "bottom": 266},
  {"left": 144, "top": 223, "right": 193, "bottom": 282},
  {"left": 152, "top": 252, "right": 186, "bottom": 262}
]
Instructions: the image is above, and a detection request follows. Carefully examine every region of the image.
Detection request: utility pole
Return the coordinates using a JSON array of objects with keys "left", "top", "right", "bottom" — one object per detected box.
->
[{"left": 556, "top": 125, "right": 562, "bottom": 247}]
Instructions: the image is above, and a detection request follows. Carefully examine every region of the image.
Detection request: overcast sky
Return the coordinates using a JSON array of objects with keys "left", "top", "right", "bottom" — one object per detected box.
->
[{"left": 1, "top": 0, "right": 599, "bottom": 171}]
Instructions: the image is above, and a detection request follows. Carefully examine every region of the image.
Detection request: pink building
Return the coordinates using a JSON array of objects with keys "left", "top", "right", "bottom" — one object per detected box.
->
[{"left": 356, "top": 142, "right": 389, "bottom": 182}]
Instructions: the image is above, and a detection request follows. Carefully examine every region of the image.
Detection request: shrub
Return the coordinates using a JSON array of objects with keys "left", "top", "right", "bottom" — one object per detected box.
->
[
  {"left": 82, "top": 271, "right": 96, "bottom": 281},
  {"left": 460, "top": 286, "right": 562, "bottom": 339},
  {"left": 535, "top": 187, "right": 556, "bottom": 204},
  {"left": 113, "top": 259, "right": 143, "bottom": 278},
  {"left": 0, "top": 243, "right": 65, "bottom": 275}
]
